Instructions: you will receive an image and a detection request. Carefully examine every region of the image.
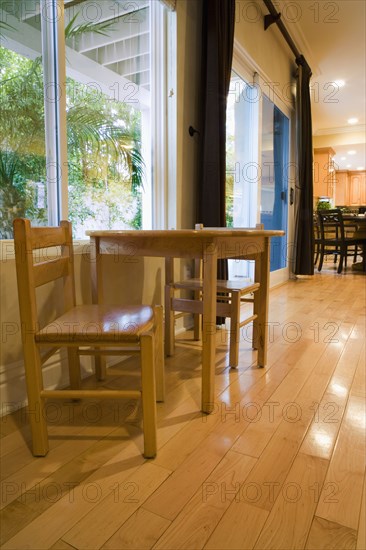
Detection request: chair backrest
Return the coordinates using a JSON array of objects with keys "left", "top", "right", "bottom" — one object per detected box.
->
[
  {"left": 13, "top": 219, "right": 76, "bottom": 332},
  {"left": 317, "top": 209, "right": 345, "bottom": 241}
]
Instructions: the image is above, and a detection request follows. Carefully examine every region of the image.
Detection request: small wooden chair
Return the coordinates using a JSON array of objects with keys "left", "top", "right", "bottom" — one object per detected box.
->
[
  {"left": 13, "top": 218, "right": 164, "bottom": 458},
  {"left": 164, "top": 224, "right": 261, "bottom": 368}
]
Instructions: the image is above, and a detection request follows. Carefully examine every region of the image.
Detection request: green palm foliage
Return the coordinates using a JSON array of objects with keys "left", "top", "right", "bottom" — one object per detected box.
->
[{"left": 0, "top": 14, "right": 145, "bottom": 237}]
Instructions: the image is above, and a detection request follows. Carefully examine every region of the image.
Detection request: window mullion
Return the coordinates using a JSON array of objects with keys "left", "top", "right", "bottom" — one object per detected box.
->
[
  {"left": 41, "top": 0, "right": 68, "bottom": 224},
  {"left": 55, "top": 0, "right": 68, "bottom": 220}
]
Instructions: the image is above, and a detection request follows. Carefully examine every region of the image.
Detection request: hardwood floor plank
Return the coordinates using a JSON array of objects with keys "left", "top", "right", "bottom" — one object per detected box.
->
[
  {"left": 153, "top": 450, "right": 256, "bottom": 549},
  {"left": 0, "top": 427, "right": 138, "bottom": 545},
  {"left": 315, "top": 394, "right": 365, "bottom": 530},
  {"left": 0, "top": 404, "right": 138, "bottom": 511},
  {"left": 2, "top": 439, "right": 146, "bottom": 549},
  {"left": 50, "top": 540, "right": 76, "bottom": 549},
  {"left": 61, "top": 463, "right": 171, "bottom": 549},
  {"left": 305, "top": 516, "right": 357, "bottom": 549},
  {"left": 231, "top": 337, "right": 326, "bottom": 458},
  {"left": 300, "top": 322, "right": 362, "bottom": 460},
  {"left": 205, "top": 502, "right": 268, "bottom": 549},
  {"left": 101, "top": 508, "right": 171, "bottom": 550},
  {"left": 356, "top": 474, "right": 366, "bottom": 550},
  {"left": 253, "top": 453, "right": 328, "bottom": 549},
  {"left": 351, "top": 341, "right": 365, "bottom": 398},
  {"left": 230, "top": 334, "right": 342, "bottom": 512},
  {"left": 143, "top": 431, "right": 236, "bottom": 521}
]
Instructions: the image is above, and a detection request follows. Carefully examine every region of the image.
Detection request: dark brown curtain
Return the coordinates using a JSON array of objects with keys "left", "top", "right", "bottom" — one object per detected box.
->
[
  {"left": 294, "top": 56, "right": 314, "bottom": 275},
  {"left": 197, "top": 0, "right": 235, "bottom": 323},
  {"left": 197, "top": 0, "right": 235, "bottom": 228}
]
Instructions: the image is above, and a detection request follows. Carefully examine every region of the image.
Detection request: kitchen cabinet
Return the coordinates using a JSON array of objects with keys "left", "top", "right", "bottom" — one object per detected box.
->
[
  {"left": 334, "top": 170, "right": 349, "bottom": 205},
  {"left": 313, "top": 147, "right": 336, "bottom": 199},
  {"left": 334, "top": 170, "right": 366, "bottom": 207},
  {"left": 349, "top": 172, "right": 366, "bottom": 206}
]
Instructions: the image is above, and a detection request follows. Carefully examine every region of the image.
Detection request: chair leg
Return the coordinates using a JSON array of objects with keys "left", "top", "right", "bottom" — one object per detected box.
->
[
  {"left": 318, "top": 246, "right": 325, "bottom": 271},
  {"left": 164, "top": 285, "right": 175, "bottom": 357},
  {"left": 67, "top": 348, "right": 81, "bottom": 389},
  {"left": 229, "top": 291, "right": 240, "bottom": 368},
  {"left": 154, "top": 305, "right": 165, "bottom": 403},
  {"left": 338, "top": 246, "right": 345, "bottom": 274},
  {"left": 193, "top": 289, "right": 202, "bottom": 340},
  {"left": 353, "top": 246, "right": 358, "bottom": 263},
  {"left": 24, "top": 345, "right": 49, "bottom": 456},
  {"left": 140, "top": 332, "right": 157, "bottom": 458},
  {"left": 95, "top": 354, "right": 106, "bottom": 381}
]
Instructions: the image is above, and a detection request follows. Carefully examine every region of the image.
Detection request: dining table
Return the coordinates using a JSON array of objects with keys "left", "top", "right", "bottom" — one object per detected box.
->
[
  {"left": 87, "top": 228, "right": 284, "bottom": 414},
  {"left": 343, "top": 215, "right": 366, "bottom": 271}
]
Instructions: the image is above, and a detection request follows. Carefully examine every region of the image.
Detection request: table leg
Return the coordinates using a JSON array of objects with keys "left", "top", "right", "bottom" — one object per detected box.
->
[
  {"left": 164, "top": 257, "right": 175, "bottom": 356},
  {"left": 201, "top": 243, "right": 218, "bottom": 413},
  {"left": 90, "top": 236, "right": 106, "bottom": 380},
  {"left": 257, "top": 238, "right": 270, "bottom": 368}
]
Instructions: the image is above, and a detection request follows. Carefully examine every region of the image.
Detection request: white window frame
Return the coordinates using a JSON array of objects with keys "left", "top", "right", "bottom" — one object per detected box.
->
[{"left": 0, "top": 0, "right": 176, "bottom": 236}]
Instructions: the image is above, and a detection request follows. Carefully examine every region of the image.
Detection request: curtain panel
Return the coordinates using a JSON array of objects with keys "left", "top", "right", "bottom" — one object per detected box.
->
[
  {"left": 197, "top": 0, "right": 235, "bottom": 228},
  {"left": 198, "top": 0, "right": 235, "bottom": 323},
  {"left": 294, "top": 56, "right": 314, "bottom": 275}
]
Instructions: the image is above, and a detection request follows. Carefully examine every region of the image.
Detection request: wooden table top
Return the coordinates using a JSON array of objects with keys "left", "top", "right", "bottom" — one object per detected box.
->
[{"left": 87, "top": 228, "right": 285, "bottom": 238}]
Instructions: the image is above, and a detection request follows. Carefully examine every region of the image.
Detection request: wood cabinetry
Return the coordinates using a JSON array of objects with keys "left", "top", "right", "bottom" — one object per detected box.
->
[
  {"left": 313, "top": 147, "right": 336, "bottom": 199},
  {"left": 334, "top": 170, "right": 349, "bottom": 205},
  {"left": 334, "top": 170, "right": 366, "bottom": 207},
  {"left": 349, "top": 172, "right": 366, "bottom": 206}
]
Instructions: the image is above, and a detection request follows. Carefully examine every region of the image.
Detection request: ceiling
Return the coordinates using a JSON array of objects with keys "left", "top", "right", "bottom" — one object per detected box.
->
[{"left": 284, "top": 0, "right": 366, "bottom": 170}]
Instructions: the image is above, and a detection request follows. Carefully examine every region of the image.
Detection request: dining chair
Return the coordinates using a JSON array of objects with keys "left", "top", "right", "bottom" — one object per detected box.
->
[
  {"left": 313, "top": 215, "right": 321, "bottom": 267},
  {"left": 164, "top": 224, "right": 261, "bottom": 368},
  {"left": 317, "top": 209, "right": 366, "bottom": 273},
  {"left": 13, "top": 218, "right": 164, "bottom": 458}
]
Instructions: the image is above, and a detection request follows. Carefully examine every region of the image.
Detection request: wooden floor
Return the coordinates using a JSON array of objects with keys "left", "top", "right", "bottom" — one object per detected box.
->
[{"left": 1, "top": 265, "right": 365, "bottom": 550}]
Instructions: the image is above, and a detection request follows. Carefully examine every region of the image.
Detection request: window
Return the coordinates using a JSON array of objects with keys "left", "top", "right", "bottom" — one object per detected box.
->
[
  {"left": 0, "top": 0, "right": 174, "bottom": 238},
  {"left": 226, "top": 70, "right": 291, "bottom": 276},
  {"left": 0, "top": 18, "right": 46, "bottom": 238},
  {"left": 260, "top": 95, "right": 289, "bottom": 271},
  {"left": 226, "top": 71, "right": 259, "bottom": 279}
]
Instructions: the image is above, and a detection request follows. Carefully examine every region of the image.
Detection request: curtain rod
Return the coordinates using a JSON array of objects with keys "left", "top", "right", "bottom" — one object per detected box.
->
[{"left": 262, "top": 0, "right": 301, "bottom": 61}]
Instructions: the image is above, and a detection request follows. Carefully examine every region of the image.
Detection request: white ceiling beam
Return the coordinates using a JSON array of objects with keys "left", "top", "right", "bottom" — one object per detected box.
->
[
  {"left": 104, "top": 49, "right": 149, "bottom": 67},
  {"left": 0, "top": 9, "right": 150, "bottom": 108},
  {"left": 64, "top": 0, "right": 149, "bottom": 26},
  {"left": 4, "top": 0, "right": 149, "bottom": 23},
  {"left": 123, "top": 68, "right": 149, "bottom": 79},
  {"left": 0, "top": 7, "right": 41, "bottom": 58},
  {"left": 65, "top": 45, "right": 150, "bottom": 108},
  {"left": 0, "top": 0, "right": 40, "bottom": 22},
  {"left": 96, "top": 33, "right": 149, "bottom": 66},
  {"left": 72, "top": 11, "right": 149, "bottom": 53},
  {"left": 113, "top": 54, "right": 150, "bottom": 77}
]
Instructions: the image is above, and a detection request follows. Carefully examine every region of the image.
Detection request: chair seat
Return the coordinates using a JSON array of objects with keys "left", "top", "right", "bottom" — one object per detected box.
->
[
  {"left": 36, "top": 304, "right": 155, "bottom": 344},
  {"left": 172, "top": 278, "right": 260, "bottom": 293}
]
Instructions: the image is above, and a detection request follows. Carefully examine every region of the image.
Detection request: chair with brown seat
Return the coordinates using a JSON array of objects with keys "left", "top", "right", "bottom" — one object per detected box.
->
[
  {"left": 13, "top": 218, "right": 164, "bottom": 458},
  {"left": 164, "top": 224, "right": 261, "bottom": 368}
]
